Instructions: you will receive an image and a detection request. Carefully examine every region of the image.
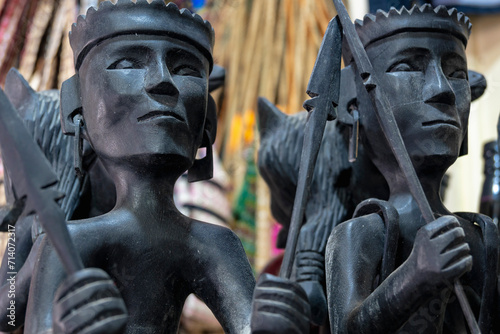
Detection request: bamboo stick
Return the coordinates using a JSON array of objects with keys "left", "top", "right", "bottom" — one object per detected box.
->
[
  {"left": 0, "top": 0, "right": 26, "bottom": 81},
  {"left": 58, "top": 2, "right": 77, "bottom": 87},
  {"left": 295, "top": 0, "right": 309, "bottom": 113},
  {"left": 255, "top": 176, "right": 272, "bottom": 272},
  {"left": 284, "top": 0, "right": 297, "bottom": 114},
  {"left": 220, "top": 0, "right": 246, "bottom": 160},
  {"left": 275, "top": 0, "right": 288, "bottom": 109},
  {"left": 318, "top": 0, "right": 336, "bottom": 33},
  {"left": 18, "top": 0, "right": 54, "bottom": 81},
  {"left": 258, "top": 0, "right": 277, "bottom": 100},
  {"left": 39, "top": 0, "right": 71, "bottom": 90},
  {"left": 238, "top": 0, "right": 264, "bottom": 112}
]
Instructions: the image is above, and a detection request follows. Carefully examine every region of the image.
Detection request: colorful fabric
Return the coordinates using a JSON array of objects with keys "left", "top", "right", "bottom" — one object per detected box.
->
[{"left": 232, "top": 149, "right": 257, "bottom": 270}]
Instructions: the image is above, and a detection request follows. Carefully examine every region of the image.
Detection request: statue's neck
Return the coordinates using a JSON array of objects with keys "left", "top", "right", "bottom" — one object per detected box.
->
[
  {"left": 107, "top": 163, "right": 179, "bottom": 215},
  {"left": 375, "top": 158, "right": 451, "bottom": 217}
]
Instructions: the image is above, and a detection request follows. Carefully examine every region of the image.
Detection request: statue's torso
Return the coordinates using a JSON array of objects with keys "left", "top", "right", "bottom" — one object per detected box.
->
[
  {"left": 65, "top": 209, "right": 241, "bottom": 333},
  {"left": 326, "top": 209, "right": 495, "bottom": 334}
]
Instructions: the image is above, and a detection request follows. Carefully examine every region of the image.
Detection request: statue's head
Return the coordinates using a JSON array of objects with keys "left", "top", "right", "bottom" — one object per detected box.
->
[
  {"left": 61, "top": 0, "right": 217, "bottom": 180},
  {"left": 338, "top": 5, "right": 472, "bottom": 175}
]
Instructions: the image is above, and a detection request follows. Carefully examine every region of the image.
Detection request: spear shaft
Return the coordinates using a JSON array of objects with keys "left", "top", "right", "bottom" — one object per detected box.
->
[{"left": 279, "top": 17, "right": 342, "bottom": 279}]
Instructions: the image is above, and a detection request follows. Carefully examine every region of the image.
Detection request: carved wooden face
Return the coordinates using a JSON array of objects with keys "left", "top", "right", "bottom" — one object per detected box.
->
[
  {"left": 78, "top": 34, "right": 209, "bottom": 171},
  {"left": 358, "top": 31, "right": 470, "bottom": 171}
]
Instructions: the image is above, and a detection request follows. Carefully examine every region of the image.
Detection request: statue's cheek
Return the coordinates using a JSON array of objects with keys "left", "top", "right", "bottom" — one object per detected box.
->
[
  {"left": 386, "top": 72, "right": 425, "bottom": 104},
  {"left": 104, "top": 69, "right": 148, "bottom": 96}
]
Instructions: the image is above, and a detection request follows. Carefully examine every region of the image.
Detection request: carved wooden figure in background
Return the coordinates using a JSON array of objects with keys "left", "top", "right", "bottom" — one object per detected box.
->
[
  {"left": 326, "top": 5, "right": 499, "bottom": 333},
  {"left": 24, "top": 1, "right": 255, "bottom": 333}
]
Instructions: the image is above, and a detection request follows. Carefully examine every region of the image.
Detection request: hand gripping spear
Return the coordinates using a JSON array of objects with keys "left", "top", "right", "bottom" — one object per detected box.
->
[
  {"left": 0, "top": 88, "right": 84, "bottom": 275},
  {"left": 279, "top": 17, "right": 342, "bottom": 279},
  {"left": 331, "top": 0, "right": 480, "bottom": 333}
]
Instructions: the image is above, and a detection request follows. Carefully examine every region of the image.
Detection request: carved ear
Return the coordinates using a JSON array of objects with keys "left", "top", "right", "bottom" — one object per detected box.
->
[
  {"left": 337, "top": 65, "right": 358, "bottom": 126},
  {"left": 60, "top": 74, "right": 82, "bottom": 136},
  {"left": 208, "top": 65, "right": 225, "bottom": 93},
  {"left": 257, "top": 97, "right": 287, "bottom": 139},
  {"left": 458, "top": 70, "right": 484, "bottom": 157},
  {"left": 206, "top": 94, "right": 217, "bottom": 144},
  {"left": 468, "top": 70, "right": 487, "bottom": 102},
  {"left": 187, "top": 94, "right": 217, "bottom": 182},
  {"left": 4, "top": 68, "right": 37, "bottom": 118}
]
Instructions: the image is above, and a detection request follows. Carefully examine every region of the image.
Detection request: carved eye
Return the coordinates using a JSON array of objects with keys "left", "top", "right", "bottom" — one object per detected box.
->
[
  {"left": 388, "top": 62, "right": 414, "bottom": 73},
  {"left": 448, "top": 70, "right": 467, "bottom": 80},
  {"left": 107, "top": 59, "right": 142, "bottom": 70},
  {"left": 172, "top": 64, "right": 202, "bottom": 78}
]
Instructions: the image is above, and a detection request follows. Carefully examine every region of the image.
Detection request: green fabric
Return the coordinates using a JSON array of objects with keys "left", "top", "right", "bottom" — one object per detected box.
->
[{"left": 233, "top": 149, "right": 257, "bottom": 271}]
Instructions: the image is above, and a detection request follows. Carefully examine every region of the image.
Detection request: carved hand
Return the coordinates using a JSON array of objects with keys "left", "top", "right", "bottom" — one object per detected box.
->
[
  {"left": 295, "top": 249, "right": 327, "bottom": 326},
  {"left": 52, "top": 268, "right": 127, "bottom": 334},
  {"left": 250, "top": 273, "right": 311, "bottom": 334},
  {"left": 408, "top": 216, "right": 472, "bottom": 293},
  {"left": 298, "top": 280, "right": 327, "bottom": 326}
]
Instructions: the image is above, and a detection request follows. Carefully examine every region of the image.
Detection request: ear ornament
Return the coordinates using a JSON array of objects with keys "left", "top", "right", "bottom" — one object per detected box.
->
[{"left": 187, "top": 129, "right": 213, "bottom": 182}]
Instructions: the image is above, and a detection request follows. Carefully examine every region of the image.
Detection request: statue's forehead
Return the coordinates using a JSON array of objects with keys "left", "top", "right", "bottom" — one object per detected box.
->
[
  {"left": 366, "top": 32, "right": 466, "bottom": 62},
  {"left": 91, "top": 34, "right": 203, "bottom": 57},
  {"left": 78, "top": 34, "right": 209, "bottom": 73}
]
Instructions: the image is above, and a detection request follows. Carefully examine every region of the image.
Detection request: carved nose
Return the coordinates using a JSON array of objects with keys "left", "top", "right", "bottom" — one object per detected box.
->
[
  {"left": 145, "top": 65, "right": 179, "bottom": 97},
  {"left": 147, "top": 81, "right": 178, "bottom": 96},
  {"left": 423, "top": 64, "right": 455, "bottom": 105}
]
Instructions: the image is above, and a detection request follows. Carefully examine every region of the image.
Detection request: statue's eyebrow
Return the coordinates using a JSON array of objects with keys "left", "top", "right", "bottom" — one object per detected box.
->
[
  {"left": 442, "top": 51, "right": 466, "bottom": 67},
  {"left": 109, "top": 44, "right": 153, "bottom": 59},
  {"left": 394, "top": 47, "right": 431, "bottom": 58},
  {"left": 167, "top": 47, "right": 204, "bottom": 65}
]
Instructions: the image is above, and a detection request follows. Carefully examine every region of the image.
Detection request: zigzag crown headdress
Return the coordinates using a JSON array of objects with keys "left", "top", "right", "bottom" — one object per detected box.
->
[
  {"left": 69, "top": 0, "right": 215, "bottom": 71},
  {"left": 354, "top": 4, "right": 471, "bottom": 49}
]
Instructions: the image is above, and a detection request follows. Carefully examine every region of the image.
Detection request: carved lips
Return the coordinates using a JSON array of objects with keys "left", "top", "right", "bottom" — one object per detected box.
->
[
  {"left": 421, "top": 104, "right": 461, "bottom": 130},
  {"left": 421, "top": 118, "right": 460, "bottom": 129},
  {"left": 137, "top": 110, "right": 185, "bottom": 123}
]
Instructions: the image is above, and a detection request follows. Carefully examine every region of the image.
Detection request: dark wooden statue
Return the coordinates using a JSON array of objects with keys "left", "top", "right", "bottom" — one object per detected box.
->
[
  {"left": 326, "top": 4, "right": 499, "bottom": 334},
  {"left": 0, "top": 65, "right": 228, "bottom": 332},
  {"left": 19, "top": 1, "right": 254, "bottom": 333}
]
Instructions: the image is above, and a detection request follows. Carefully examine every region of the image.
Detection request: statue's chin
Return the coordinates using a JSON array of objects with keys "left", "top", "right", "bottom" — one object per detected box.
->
[
  {"left": 102, "top": 152, "right": 193, "bottom": 177},
  {"left": 410, "top": 153, "right": 457, "bottom": 177},
  {"left": 369, "top": 150, "right": 457, "bottom": 184}
]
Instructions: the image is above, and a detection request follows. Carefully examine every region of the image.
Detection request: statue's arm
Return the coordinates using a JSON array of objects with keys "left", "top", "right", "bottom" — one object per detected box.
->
[
  {"left": 326, "top": 215, "right": 471, "bottom": 333},
  {"left": 191, "top": 227, "right": 255, "bottom": 334}
]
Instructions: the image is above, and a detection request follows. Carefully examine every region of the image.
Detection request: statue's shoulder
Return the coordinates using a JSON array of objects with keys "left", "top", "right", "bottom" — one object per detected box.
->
[
  {"left": 189, "top": 220, "right": 241, "bottom": 247},
  {"left": 454, "top": 211, "right": 498, "bottom": 251},
  {"left": 328, "top": 213, "right": 386, "bottom": 247},
  {"left": 454, "top": 211, "right": 494, "bottom": 228},
  {"left": 187, "top": 220, "right": 248, "bottom": 265},
  {"left": 327, "top": 199, "right": 399, "bottom": 264},
  {"left": 330, "top": 197, "right": 398, "bottom": 243},
  {"left": 61, "top": 211, "right": 132, "bottom": 247}
]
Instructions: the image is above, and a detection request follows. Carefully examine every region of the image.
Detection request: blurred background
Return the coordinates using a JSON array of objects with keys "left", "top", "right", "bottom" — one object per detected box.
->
[{"left": 0, "top": 0, "right": 499, "bottom": 332}]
